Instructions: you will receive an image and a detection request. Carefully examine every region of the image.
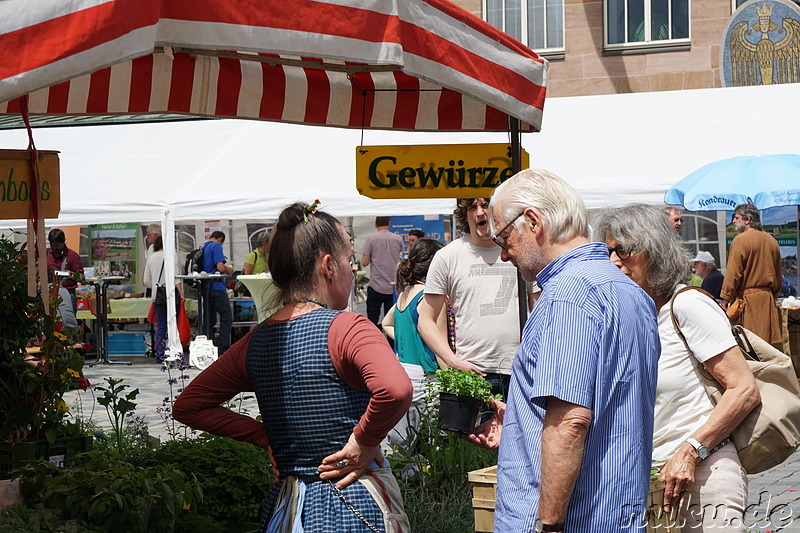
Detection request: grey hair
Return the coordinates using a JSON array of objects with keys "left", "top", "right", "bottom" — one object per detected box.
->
[
  {"left": 489, "top": 168, "right": 588, "bottom": 243},
  {"left": 146, "top": 223, "right": 161, "bottom": 235},
  {"left": 734, "top": 204, "right": 762, "bottom": 230},
  {"left": 663, "top": 206, "right": 680, "bottom": 216},
  {"left": 591, "top": 204, "right": 690, "bottom": 302}
]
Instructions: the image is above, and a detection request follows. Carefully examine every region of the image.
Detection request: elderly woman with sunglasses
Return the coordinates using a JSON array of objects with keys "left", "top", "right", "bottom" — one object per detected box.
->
[{"left": 593, "top": 204, "right": 760, "bottom": 532}]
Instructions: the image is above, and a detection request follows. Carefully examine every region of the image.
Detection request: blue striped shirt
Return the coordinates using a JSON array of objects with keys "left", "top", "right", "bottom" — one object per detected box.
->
[{"left": 495, "top": 242, "right": 659, "bottom": 533}]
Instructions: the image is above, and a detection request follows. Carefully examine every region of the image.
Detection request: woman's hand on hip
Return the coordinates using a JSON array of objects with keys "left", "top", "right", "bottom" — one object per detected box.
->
[
  {"left": 660, "top": 442, "right": 699, "bottom": 513},
  {"left": 318, "top": 433, "right": 384, "bottom": 489}
]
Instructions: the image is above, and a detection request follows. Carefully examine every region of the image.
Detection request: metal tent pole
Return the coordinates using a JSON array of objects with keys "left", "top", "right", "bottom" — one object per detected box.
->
[{"left": 510, "top": 117, "right": 528, "bottom": 335}]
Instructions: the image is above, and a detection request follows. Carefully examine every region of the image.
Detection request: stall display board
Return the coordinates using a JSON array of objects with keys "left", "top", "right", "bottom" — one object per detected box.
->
[
  {"left": 0, "top": 149, "right": 60, "bottom": 219},
  {"left": 89, "top": 223, "right": 140, "bottom": 290}
]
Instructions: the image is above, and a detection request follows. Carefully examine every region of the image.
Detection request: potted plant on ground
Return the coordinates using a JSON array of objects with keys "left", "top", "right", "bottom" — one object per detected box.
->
[
  {"left": 435, "top": 369, "right": 495, "bottom": 434},
  {"left": 0, "top": 236, "right": 92, "bottom": 479}
]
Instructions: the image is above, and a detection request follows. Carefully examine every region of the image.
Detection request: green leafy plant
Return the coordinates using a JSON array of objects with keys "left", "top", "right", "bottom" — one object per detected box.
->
[
  {"left": 0, "top": 236, "right": 88, "bottom": 444},
  {"left": 130, "top": 435, "right": 273, "bottom": 523},
  {"left": 12, "top": 452, "right": 202, "bottom": 533},
  {"left": 0, "top": 502, "right": 97, "bottom": 532},
  {"left": 435, "top": 369, "right": 494, "bottom": 401},
  {"left": 386, "top": 382, "right": 497, "bottom": 532},
  {"left": 94, "top": 377, "right": 139, "bottom": 454}
]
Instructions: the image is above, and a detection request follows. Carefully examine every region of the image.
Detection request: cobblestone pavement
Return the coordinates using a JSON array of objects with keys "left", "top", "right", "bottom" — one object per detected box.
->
[
  {"left": 66, "top": 355, "right": 800, "bottom": 532},
  {"left": 745, "top": 451, "right": 800, "bottom": 532}
]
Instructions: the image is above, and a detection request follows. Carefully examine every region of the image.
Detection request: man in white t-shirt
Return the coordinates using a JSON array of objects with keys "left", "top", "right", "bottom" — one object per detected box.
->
[{"left": 418, "top": 198, "right": 520, "bottom": 396}]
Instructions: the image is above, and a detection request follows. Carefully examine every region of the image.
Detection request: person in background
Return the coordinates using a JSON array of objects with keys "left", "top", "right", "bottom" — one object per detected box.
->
[
  {"left": 143, "top": 236, "right": 185, "bottom": 361},
  {"left": 361, "top": 216, "right": 404, "bottom": 327},
  {"left": 468, "top": 170, "right": 659, "bottom": 533},
  {"left": 417, "top": 198, "right": 520, "bottom": 397},
  {"left": 46, "top": 228, "right": 84, "bottom": 313},
  {"left": 407, "top": 229, "right": 425, "bottom": 249},
  {"left": 663, "top": 207, "right": 703, "bottom": 287},
  {"left": 203, "top": 231, "right": 234, "bottom": 353},
  {"left": 243, "top": 233, "right": 270, "bottom": 275},
  {"left": 595, "top": 204, "right": 759, "bottom": 531},
  {"left": 693, "top": 251, "right": 724, "bottom": 300},
  {"left": 664, "top": 206, "right": 683, "bottom": 233},
  {"left": 381, "top": 238, "right": 446, "bottom": 457},
  {"left": 144, "top": 223, "right": 161, "bottom": 261},
  {"left": 173, "top": 201, "right": 412, "bottom": 532},
  {"left": 721, "top": 204, "right": 782, "bottom": 345}
]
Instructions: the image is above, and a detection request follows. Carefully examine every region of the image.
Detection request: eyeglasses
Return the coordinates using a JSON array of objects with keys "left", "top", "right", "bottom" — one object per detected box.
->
[
  {"left": 607, "top": 244, "right": 634, "bottom": 261},
  {"left": 492, "top": 211, "right": 525, "bottom": 249}
]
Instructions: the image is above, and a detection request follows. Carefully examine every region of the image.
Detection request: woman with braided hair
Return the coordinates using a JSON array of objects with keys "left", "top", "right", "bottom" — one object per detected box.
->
[{"left": 175, "top": 201, "right": 412, "bottom": 532}]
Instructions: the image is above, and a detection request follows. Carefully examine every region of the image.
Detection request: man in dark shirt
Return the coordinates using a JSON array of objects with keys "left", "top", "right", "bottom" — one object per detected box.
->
[
  {"left": 693, "top": 251, "right": 724, "bottom": 300},
  {"left": 46, "top": 228, "right": 84, "bottom": 312}
]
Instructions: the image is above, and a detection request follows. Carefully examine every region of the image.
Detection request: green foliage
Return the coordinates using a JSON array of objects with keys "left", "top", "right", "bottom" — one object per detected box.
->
[
  {"left": 398, "top": 479, "right": 474, "bottom": 533},
  {"left": 131, "top": 435, "right": 272, "bottom": 523},
  {"left": 435, "top": 369, "right": 494, "bottom": 401},
  {"left": 387, "top": 383, "right": 496, "bottom": 532},
  {"left": 94, "top": 377, "right": 139, "bottom": 454},
  {"left": 172, "top": 512, "right": 226, "bottom": 533},
  {"left": 0, "top": 235, "right": 87, "bottom": 443},
  {"left": 0, "top": 503, "right": 97, "bottom": 532},
  {"left": 10, "top": 452, "right": 202, "bottom": 533}
]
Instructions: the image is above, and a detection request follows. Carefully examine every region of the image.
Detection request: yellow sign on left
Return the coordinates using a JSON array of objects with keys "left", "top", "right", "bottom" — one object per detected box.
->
[{"left": 0, "top": 149, "right": 60, "bottom": 220}]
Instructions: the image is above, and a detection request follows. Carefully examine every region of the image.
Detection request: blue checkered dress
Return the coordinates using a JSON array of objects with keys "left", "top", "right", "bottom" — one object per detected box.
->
[{"left": 247, "top": 308, "right": 385, "bottom": 532}]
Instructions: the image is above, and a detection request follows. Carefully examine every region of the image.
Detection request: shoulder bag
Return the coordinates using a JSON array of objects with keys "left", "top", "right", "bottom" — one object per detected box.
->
[
  {"left": 671, "top": 286, "right": 800, "bottom": 474},
  {"left": 726, "top": 296, "right": 745, "bottom": 321}
]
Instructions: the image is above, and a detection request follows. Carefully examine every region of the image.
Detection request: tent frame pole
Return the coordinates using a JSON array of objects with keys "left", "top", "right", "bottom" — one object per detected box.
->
[{"left": 510, "top": 118, "right": 528, "bottom": 336}]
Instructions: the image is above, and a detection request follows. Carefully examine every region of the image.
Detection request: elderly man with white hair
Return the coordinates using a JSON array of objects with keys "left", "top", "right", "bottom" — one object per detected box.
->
[
  {"left": 693, "top": 250, "right": 724, "bottom": 300},
  {"left": 467, "top": 169, "right": 660, "bottom": 533}
]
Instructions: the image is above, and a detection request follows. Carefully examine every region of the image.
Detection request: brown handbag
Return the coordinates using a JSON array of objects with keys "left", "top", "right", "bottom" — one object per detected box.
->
[
  {"left": 671, "top": 287, "right": 800, "bottom": 474},
  {"left": 726, "top": 296, "right": 745, "bottom": 321}
]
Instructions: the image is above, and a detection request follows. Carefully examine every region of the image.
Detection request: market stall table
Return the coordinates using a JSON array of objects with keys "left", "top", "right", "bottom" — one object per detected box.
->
[{"left": 84, "top": 277, "right": 132, "bottom": 366}]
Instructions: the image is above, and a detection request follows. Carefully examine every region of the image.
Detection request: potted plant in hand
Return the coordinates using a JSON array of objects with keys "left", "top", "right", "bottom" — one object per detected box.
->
[
  {"left": 0, "top": 237, "right": 92, "bottom": 479},
  {"left": 435, "top": 369, "right": 494, "bottom": 434}
]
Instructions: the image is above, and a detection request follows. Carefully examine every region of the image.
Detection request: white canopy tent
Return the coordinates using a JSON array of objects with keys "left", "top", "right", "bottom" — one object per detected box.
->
[{"left": 3, "top": 81, "right": 798, "bottom": 230}]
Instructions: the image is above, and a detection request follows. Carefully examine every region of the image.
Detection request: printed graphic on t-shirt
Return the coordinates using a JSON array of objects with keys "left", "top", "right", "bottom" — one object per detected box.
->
[{"left": 468, "top": 263, "right": 516, "bottom": 315}]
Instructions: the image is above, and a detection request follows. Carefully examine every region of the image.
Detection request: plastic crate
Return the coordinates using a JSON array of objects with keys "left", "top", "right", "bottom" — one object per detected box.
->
[
  {"left": 107, "top": 331, "right": 146, "bottom": 354},
  {"left": 0, "top": 436, "right": 94, "bottom": 478}
]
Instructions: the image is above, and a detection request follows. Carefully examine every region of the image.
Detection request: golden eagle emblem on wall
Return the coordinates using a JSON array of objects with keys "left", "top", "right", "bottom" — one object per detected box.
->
[{"left": 729, "top": 2, "right": 800, "bottom": 85}]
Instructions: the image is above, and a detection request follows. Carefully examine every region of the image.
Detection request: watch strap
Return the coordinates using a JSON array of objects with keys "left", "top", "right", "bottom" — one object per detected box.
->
[
  {"left": 536, "top": 519, "right": 564, "bottom": 532},
  {"left": 686, "top": 437, "right": 708, "bottom": 459}
]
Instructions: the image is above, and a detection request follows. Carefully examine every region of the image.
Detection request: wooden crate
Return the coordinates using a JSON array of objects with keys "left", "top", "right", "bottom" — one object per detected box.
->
[
  {"left": 468, "top": 465, "right": 681, "bottom": 532},
  {"left": 647, "top": 479, "right": 682, "bottom": 533},
  {"left": 468, "top": 465, "right": 497, "bottom": 532}
]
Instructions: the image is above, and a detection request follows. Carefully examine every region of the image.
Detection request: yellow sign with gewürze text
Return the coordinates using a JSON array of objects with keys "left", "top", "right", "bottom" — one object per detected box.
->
[
  {"left": 356, "top": 144, "right": 529, "bottom": 199},
  {"left": 0, "top": 149, "right": 60, "bottom": 219}
]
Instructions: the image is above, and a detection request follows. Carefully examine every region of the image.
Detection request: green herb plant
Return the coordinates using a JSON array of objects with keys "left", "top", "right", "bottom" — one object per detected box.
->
[{"left": 435, "top": 369, "right": 494, "bottom": 401}]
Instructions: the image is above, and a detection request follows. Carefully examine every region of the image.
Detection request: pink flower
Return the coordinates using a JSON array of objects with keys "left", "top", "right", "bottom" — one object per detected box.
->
[{"left": 77, "top": 378, "right": 91, "bottom": 391}]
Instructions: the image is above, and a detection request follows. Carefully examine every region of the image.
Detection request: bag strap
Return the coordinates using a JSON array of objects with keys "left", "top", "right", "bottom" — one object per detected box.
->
[
  {"left": 669, "top": 285, "right": 716, "bottom": 353},
  {"left": 156, "top": 259, "right": 164, "bottom": 287}
]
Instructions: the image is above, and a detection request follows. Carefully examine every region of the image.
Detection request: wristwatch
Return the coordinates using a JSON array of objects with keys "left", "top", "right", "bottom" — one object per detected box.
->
[
  {"left": 686, "top": 437, "right": 710, "bottom": 460},
  {"left": 534, "top": 518, "right": 564, "bottom": 532}
]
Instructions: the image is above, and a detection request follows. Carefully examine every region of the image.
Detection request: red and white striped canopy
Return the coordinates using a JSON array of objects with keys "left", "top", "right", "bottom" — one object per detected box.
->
[{"left": 0, "top": 0, "right": 547, "bottom": 132}]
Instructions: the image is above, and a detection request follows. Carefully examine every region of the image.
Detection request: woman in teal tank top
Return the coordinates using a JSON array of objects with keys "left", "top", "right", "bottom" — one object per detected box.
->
[{"left": 382, "top": 239, "right": 446, "bottom": 456}]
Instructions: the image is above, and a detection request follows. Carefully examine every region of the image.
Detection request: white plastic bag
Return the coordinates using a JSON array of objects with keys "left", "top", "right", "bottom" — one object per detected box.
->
[{"left": 188, "top": 335, "right": 218, "bottom": 370}]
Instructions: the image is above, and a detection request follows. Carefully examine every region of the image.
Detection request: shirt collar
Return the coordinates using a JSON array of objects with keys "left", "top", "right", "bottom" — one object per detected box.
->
[{"left": 536, "top": 242, "right": 608, "bottom": 287}]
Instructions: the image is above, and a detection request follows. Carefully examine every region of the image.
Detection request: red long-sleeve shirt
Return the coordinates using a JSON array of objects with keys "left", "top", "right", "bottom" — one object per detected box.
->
[{"left": 173, "top": 312, "right": 412, "bottom": 449}]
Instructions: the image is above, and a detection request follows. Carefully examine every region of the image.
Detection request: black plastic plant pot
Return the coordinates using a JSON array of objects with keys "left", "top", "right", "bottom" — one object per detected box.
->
[{"left": 437, "top": 392, "right": 483, "bottom": 433}]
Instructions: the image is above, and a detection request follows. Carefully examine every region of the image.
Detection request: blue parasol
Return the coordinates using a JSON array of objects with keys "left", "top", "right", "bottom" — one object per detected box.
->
[{"left": 664, "top": 154, "right": 800, "bottom": 211}]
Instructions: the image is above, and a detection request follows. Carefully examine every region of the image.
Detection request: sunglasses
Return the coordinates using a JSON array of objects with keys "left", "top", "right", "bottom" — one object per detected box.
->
[
  {"left": 491, "top": 211, "right": 525, "bottom": 249},
  {"left": 607, "top": 244, "right": 634, "bottom": 261}
]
